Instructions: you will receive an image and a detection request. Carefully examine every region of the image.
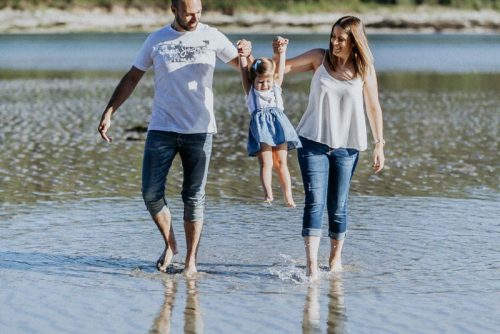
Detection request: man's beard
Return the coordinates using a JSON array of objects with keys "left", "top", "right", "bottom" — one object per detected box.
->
[{"left": 175, "top": 14, "right": 197, "bottom": 31}]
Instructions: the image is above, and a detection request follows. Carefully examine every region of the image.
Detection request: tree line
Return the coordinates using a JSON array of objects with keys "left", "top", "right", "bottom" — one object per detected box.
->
[{"left": 1, "top": 0, "right": 498, "bottom": 13}]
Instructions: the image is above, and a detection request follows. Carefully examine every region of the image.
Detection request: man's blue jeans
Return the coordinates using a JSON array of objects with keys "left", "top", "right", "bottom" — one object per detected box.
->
[
  {"left": 141, "top": 130, "right": 212, "bottom": 222},
  {"left": 297, "top": 137, "right": 359, "bottom": 240}
]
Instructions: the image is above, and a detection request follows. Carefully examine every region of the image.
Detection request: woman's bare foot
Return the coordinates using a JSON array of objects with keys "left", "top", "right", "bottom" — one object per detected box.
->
[
  {"left": 329, "top": 257, "right": 343, "bottom": 273},
  {"left": 157, "top": 247, "right": 175, "bottom": 273},
  {"left": 263, "top": 196, "right": 273, "bottom": 205},
  {"left": 329, "top": 239, "right": 344, "bottom": 273},
  {"left": 306, "top": 266, "right": 320, "bottom": 282}
]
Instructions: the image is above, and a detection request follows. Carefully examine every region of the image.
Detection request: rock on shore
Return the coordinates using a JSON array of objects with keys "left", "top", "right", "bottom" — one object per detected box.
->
[{"left": 0, "top": 6, "right": 499, "bottom": 33}]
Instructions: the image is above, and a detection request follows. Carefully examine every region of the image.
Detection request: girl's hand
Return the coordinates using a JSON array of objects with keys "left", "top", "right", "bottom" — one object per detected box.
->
[
  {"left": 237, "top": 39, "right": 252, "bottom": 58},
  {"left": 272, "top": 36, "right": 288, "bottom": 54},
  {"left": 372, "top": 143, "right": 385, "bottom": 173}
]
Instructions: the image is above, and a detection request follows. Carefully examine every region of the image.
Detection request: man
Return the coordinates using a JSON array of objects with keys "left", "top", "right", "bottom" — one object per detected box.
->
[{"left": 98, "top": 0, "right": 251, "bottom": 276}]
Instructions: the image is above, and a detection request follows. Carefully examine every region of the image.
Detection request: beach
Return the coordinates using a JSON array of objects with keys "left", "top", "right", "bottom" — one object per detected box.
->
[
  {"left": 1, "top": 23, "right": 499, "bottom": 334},
  {"left": 1, "top": 6, "right": 500, "bottom": 34}
]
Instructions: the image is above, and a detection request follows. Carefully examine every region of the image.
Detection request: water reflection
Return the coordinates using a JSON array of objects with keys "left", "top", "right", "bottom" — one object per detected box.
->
[
  {"left": 302, "top": 277, "right": 346, "bottom": 334},
  {"left": 327, "top": 278, "right": 346, "bottom": 334},
  {"left": 184, "top": 279, "right": 204, "bottom": 334},
  {"left": 302, "top": 282, "right": 321, "bottom": 333},
  {"left": 150, "top": 278, "right": 177, "bottom": 334},
  {"left": 150, "top": 278, "right": 204, "bottom": 334}
]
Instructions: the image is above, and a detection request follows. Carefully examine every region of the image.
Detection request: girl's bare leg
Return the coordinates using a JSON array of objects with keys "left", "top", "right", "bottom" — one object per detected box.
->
[
  {"left": 272, "top": 144, "right": 295, "bottom": 207},
  {"left": 257, "top": 144, "right": 274, "bottom": 203}
]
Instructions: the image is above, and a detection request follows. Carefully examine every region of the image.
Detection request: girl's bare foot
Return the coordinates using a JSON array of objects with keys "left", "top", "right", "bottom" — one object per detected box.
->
[
  {"left": 284, "top": 193, "right": 296, "bottom": 208},
  {"left": 157, "top": 247, "right": 175, "bottom": 273}
]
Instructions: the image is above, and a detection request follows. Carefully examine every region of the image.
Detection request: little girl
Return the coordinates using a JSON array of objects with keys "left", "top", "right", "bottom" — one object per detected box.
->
[{"left": 238, "top": 37, "right": 301, "bottom": 207}]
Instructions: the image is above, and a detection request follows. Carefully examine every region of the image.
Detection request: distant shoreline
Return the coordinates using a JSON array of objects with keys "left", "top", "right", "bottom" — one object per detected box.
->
[{"left": 0, "top": 7, "right": 499, "bottom": 34}]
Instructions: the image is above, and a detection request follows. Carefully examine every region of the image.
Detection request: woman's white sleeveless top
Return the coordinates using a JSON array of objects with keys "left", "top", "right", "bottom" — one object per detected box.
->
[{"left": 296, "top": 62, "right": 367, "bottom": 151}]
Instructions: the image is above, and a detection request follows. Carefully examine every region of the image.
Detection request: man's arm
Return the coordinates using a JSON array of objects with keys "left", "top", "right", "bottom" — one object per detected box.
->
[{"left": 98, "top": 66, "right": 145, "bottom": 142}]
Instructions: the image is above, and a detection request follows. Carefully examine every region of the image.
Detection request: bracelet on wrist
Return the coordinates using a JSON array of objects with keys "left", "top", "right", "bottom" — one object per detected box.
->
[{"left": 373, "top": 139, "right": 385, "bottom": 146}]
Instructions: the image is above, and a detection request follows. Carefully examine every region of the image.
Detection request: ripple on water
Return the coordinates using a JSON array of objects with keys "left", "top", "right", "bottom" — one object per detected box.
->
[
  {"left": 1, "top": 74, "right": 499, "bottom": 205},
  {"left": 0, "top": 195, "right": 499, "bottom": 332}
]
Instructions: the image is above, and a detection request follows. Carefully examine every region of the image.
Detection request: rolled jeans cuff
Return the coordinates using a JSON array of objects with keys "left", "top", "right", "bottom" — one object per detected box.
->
[
  {"left": 302, "top": 228, "right": 322, "bottom": 237},
  {"left": 329, "top": 231, "right": 347, "bottom": 240},
  {"left": 183, "top": 200, "right": 205, "bottom": 222},
  {"left": 145, "top": 198, "right": 168, "bottom": 217}
]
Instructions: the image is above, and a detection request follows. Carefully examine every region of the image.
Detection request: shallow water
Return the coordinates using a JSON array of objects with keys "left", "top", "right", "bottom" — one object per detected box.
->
[
  {"left": 1, "top": 196, "right": 499, "bottom": 333},
  {"left": 1, "top": 33, "right": 500, "bottom": 72},
  {"left": 0, "top": 72, "right": 498, "bottom": 205},
  {"left": 0, "top": 66, "right": 499, "bottom": 332}
]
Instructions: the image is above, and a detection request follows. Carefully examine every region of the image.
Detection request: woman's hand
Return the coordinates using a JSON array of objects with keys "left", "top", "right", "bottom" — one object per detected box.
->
[
  {"left": 272, "top": 36, "right": 288, "bottom": 54},
  {"left": 372, "top": 142, "right": 385, "bottom": 173}
]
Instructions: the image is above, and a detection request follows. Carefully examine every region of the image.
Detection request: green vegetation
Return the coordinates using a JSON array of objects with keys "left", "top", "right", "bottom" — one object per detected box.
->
[{"left": 0, "top": 0, "right": 498, "bottom": 12}]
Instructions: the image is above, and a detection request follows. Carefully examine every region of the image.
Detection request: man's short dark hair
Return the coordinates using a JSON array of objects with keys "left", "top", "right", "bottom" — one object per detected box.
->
[{"left": 171, "top": 0, "right": 180, "bottom": 8}]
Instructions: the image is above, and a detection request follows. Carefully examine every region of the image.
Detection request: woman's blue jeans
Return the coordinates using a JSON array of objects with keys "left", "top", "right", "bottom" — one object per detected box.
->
[
  {"left": 298, "top": 137, "right": 359, "bottom": 240},
  {"left": 141, "top": 130, "right": 212, "bottom": 222}
]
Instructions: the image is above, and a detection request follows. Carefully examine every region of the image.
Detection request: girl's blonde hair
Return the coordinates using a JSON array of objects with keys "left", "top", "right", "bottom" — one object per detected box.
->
[
  {"left": 248, "top": 57, "right": 276, "bottom": 83},
  {"left": 327, "top": 16, "right": 374, "bottom": 79}
]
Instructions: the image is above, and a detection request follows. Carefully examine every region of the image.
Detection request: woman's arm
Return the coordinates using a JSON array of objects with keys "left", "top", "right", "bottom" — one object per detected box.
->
[
  {"left": 284, "top": 48, "right": 324, "bottom": 74},
  {"left": 272, "top": 40, "right": 324, "bottom": 74},
  {"left": 363, "top": 65, "right": 385, "bottom": 173}
]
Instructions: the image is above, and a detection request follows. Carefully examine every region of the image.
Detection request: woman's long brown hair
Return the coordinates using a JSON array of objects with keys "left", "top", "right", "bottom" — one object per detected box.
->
[{"left": 327, "top": 16, "right": 374, "bottom": 79}]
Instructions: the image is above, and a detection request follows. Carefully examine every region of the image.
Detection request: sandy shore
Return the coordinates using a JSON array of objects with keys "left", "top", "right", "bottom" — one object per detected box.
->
[{"left": 0, "top": 6, "right": 499, "bottom": 34}]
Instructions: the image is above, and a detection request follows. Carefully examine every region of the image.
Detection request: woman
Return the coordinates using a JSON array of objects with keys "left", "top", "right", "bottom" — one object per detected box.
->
[{"left": 275, "top": 16, "right": 385, "bottom": 280}]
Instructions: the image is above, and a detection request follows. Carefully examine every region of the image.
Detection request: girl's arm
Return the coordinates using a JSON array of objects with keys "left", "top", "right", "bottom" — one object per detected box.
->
[
  {"left": 274, "top": 41, "right": 287, "bottom": 86},
  {"left": 239, "top": 54, "right": 251, "bottom": 95},
  {"left": 363, "top": 64, "right": 385, "bottom": 173},
  {"left": 237, "top": 39, "right": 253, "bottom": 95}
]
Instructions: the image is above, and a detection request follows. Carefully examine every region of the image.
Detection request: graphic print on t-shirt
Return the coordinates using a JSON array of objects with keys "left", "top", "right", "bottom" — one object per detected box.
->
[{"left": 156, "top": 40, "right": 210, "bottom": 63}]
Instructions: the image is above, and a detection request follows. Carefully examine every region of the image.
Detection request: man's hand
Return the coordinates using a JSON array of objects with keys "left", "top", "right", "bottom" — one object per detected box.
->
[
  {"left": 237, "top": 39, "right": 252, "bottom": 58},
  {"left": 98, "top": 112, "right": 113, "bottom": 143}
]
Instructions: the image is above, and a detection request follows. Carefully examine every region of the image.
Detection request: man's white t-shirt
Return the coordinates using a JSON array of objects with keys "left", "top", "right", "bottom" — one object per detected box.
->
[{"left": 133, "top": 23, "right": 238, "bottom": 134}]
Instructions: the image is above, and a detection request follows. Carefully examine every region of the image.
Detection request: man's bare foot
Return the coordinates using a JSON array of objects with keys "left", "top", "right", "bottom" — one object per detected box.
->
[
  {"left": 157, "top": 247, "right": 175, "bottom": 273},
  {"left": 183, "top": 265, "right": 198, "bottom": 278}
]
